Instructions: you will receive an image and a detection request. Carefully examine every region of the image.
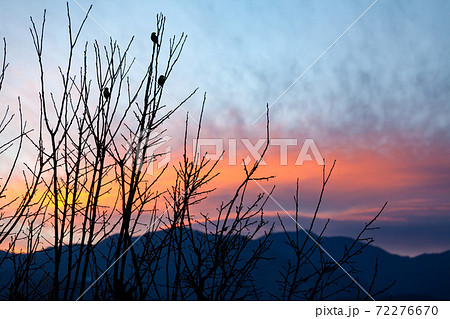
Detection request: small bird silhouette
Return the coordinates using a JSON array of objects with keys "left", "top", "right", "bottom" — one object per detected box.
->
[
  {"left": 103, "top": 87, "right": 110, "bottom": 100},
  {"left": 158, "top": 75, "right": 166, "bottom": 87},
  {"left": 151, "top": 32, "right": 160, "bottom": 47}
]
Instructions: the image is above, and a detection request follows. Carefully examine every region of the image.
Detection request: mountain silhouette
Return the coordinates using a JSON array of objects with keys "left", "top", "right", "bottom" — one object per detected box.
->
[{"left": 0, "top": 231, "right": 448, "bottom": 300}]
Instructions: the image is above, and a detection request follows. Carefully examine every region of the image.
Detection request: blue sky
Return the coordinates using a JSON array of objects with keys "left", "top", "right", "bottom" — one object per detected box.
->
[{"left": 1, "top": 1, "right": 449, "bottom": 142}]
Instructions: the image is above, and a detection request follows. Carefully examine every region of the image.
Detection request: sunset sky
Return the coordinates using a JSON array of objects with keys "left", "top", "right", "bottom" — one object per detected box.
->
[{"left": 0, "top": 0, "right": 449, "bottom": 256}]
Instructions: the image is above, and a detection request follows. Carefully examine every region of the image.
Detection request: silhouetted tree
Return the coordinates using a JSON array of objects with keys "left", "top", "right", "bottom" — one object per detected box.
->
[
  {"left": 275, "top": 167, "right": 393, "bottom": 300},
  {"left": 0, "top": 3, "right": 390, "bottom": 301}
]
